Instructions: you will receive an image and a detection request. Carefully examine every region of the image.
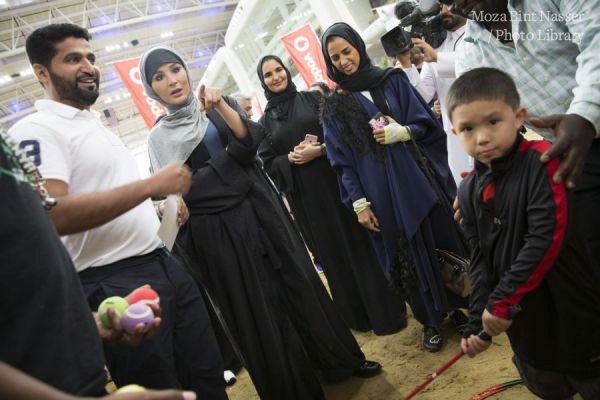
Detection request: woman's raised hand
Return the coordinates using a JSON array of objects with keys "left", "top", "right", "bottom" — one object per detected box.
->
[{"left": 197, "top": 84, "right": 222, "bottom": 112}]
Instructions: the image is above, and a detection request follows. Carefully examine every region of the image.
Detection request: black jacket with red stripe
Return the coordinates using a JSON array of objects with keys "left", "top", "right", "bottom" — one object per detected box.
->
[{"left": 458, "top": 134, "right": 600, "bottom": 377}]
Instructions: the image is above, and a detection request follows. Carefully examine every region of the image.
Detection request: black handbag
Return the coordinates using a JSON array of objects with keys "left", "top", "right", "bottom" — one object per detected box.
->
[{"left": 436, "top": 249, "right": 470, "bottom": 298}]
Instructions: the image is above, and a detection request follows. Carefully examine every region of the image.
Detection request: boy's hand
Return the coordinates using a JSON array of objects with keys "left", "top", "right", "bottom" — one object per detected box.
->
[
  {"left": 461, "top": 335, "right": 491, "bottom": 358},
  {"left": 482, "top": 309, "right": 512, "bottom": 336},
  {"left": 453, "top": 197, "right": 464, "bottom": 224}
]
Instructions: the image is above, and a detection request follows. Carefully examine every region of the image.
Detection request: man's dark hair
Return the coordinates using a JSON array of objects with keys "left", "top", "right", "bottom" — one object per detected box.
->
[
  {"left": 446, "top": 67, "right": 520, "bottom": 120},
  {"left": 25, "top": 23, "right": 91, "bottom": 68}
]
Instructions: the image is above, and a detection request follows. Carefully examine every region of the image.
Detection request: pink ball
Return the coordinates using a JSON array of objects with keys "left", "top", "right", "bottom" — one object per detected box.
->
[
  {"left": 121, "top": 303, "right": 154, "bottom": 334},
  {"left": 127, "top": 287, "right": 160, "bottom": 307}
]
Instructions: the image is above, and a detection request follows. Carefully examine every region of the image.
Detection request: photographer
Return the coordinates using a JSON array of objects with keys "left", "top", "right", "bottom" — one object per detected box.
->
[{"left": 393, "top": 2, "right": 469, "bottom": 183}]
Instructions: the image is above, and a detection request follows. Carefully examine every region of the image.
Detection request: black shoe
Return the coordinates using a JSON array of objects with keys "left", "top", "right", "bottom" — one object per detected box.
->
[
  {"left": 449, "top": 310, "right": 469, "bottom": 335},
  {"left": 422, "top": 327, "right": 443, "bottom": 352},
  {"left": 353, "top": 360, "right": 382, "bottom": 378}
]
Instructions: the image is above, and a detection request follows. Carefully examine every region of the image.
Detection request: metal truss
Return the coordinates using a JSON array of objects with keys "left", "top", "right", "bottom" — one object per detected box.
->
[
  {"left": 0, "top": 0, "right": 234, "bottom": 129},
  {"left": 0, "top": 0, "right": 236, "bottom": 57}
]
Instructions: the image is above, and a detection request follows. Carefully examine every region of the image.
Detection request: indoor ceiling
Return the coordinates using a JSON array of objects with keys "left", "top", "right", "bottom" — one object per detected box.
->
[{"left": 0, "top": 0, "right": 238, "bottom": 151}]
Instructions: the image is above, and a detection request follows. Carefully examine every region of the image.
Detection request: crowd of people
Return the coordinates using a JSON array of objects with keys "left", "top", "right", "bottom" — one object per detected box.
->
[{"left": 1, "top": 0, "right": 599, "bottom": 399}]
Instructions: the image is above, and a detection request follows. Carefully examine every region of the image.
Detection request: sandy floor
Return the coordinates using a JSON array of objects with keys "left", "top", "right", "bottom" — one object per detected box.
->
[{"left": 225, "top": 275, "right": 540, "bottom": 400}]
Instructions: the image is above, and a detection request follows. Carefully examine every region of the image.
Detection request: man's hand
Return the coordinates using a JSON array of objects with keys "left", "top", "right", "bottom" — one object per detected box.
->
[
  {"left": 482, "top": 309, "right": 512, "bottom": 336},
  {"left": 176, "top": 196, "right": 189, "bottom": 226},
  {"left": 95, "top": 285, "right": 162, "bottom": 346},
  {"left": 411, "top": 38, "right": 437, "bottom": 62},
  {"left": 147, "top": 164, "right": 191, "bottom": 197},
  {"left": 531, "top": 114, "right": 596, "bottom": 188},
  {"left": 197, "top": 84, "right": 222, "bottom": 112},
  {"left": 357, "top": 208, "right": 380, "bottom": 232},
  {"left": 460, "top": 335, "right": 491, "bottom": 358},
  {"left": 395, "top": 50, "right": 412, "bottom": 68}
]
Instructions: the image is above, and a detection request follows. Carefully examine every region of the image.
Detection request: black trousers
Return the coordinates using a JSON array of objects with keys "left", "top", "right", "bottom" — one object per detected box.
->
[
  {"left": 575, "top": 139, "right": 600, "bottom": 276},
  {"left": 79, "top": 248, "right": 227, "bottom": 400}
]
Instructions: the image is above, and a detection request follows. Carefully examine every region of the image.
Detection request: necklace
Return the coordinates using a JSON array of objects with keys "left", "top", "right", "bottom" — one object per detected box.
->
[{"left": 0, "top": 129, "right": 57, "bottom": 209}]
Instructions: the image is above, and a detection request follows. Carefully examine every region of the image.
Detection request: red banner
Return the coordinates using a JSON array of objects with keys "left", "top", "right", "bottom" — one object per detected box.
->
[
  {"left": 281, "top": 24, "right": 335, "bottom": 89},
  {"left": 113, "top": 58, "right": 166, "bottom": 129}
]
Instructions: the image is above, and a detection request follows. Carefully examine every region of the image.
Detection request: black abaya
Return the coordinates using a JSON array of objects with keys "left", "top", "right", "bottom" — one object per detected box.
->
[
  {"left": 177, "top": 101, "right": 366, "bottom": 399},
  {"left": 259, "top": 91, "right": 407, "bottom": 334}
]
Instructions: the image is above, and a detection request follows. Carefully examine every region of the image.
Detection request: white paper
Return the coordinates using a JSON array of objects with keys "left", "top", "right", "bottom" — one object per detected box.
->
[{"left": 157, "top": 195, "right": 180, "bottom": 251}]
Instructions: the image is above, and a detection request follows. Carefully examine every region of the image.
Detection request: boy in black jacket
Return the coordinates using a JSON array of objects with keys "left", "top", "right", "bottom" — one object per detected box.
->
[{"left": 447, "top": 67, "right": 600, "bottom": 400}]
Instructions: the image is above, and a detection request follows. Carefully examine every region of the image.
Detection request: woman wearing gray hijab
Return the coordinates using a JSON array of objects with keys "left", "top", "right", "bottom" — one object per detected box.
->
[{"left": 140, "top": 47, "right": 381, "bottom": 400}]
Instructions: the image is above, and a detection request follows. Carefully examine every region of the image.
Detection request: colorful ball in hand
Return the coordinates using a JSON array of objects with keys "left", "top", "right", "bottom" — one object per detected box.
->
[
  {"left": 97, "top": 296, "right": 129, "bottom": 329},
  {"left": 127, "top": 287, "right": 160, "bottom": 307},
  {"left": 121, "top": 302, "right": 155, "bottom": 334}
]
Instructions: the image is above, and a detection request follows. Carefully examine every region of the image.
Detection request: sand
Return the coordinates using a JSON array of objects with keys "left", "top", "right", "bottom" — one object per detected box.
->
[{"left": 224, "top": 274, "right": 540, "bottom": 400}]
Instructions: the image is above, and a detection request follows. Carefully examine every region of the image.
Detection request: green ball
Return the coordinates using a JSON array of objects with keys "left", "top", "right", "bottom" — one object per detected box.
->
[
  {"left": 116, "top": 384, "right": 146, "bottom": 393},
  {"left": 98, "top": 296, "right": 129, "bottom": 329}
]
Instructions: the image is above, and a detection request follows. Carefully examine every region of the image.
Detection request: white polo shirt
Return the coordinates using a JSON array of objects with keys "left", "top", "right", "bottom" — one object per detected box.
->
[{"left": 9, "top": 99, "right": 162, "bottom": 272}]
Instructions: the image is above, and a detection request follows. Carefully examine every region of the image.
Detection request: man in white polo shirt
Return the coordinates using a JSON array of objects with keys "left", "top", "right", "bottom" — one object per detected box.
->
[{"left": 9, "top": 23, "right": 227, "bottom": 400}]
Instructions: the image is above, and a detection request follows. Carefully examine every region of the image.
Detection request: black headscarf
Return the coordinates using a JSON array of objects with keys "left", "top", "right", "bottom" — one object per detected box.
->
[
  {"left": 321, "top": 22, "right": 394, "bottom": 92},
  {"left": 257, "top": 55, "right": 297, "bottom": 115}
]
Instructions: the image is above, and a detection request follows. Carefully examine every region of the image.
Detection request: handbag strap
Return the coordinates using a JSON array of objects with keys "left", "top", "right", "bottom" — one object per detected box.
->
[{"left": 370, "top": 86, "right": 469, "bottom": 252}]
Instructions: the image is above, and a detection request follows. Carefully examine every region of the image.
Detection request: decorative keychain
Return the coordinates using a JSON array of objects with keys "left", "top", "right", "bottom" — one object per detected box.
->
[{"left": 0, "top": 129, "right": 57, "bottom": 209}]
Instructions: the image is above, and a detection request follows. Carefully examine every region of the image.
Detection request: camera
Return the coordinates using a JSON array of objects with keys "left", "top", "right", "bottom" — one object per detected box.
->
[
  {"left": 394, "top": 0, "right": 447, "bottom": 49},
  {"left": 380, "top": 26, "right": 413, "bottom": 57}
]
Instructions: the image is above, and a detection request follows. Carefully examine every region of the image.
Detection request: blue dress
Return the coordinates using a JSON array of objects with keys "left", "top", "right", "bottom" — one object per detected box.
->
[{"left": 323, "top": 71, "right": 465, "bottom": 327}]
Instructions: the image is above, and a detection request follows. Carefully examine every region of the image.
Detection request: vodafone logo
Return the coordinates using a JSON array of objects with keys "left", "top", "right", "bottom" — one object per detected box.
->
[
  {"left": 129, "top": 67, "right": 142, "bottom": 85},
  {"left": 293, "top": 36, "right": 310, "bottom": 52},
  {"left": 290, "top": 33, "right": 325, "bottom": 83}
]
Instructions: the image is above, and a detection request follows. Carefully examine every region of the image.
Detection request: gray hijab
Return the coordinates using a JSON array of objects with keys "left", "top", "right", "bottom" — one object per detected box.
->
[{"left": 139, "top": 46, "right": 209, "bottom": 171}]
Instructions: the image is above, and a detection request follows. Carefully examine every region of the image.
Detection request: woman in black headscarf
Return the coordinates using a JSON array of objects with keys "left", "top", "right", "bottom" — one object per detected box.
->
[
  {"left": 257, "top": 55, "right": 407, "bottom": 335},
  {"left": 319, "top": 23, "right": 469, "bottom": 352},
  {"left": 140, "top": 47, "right": 381, "bottom": 400}
]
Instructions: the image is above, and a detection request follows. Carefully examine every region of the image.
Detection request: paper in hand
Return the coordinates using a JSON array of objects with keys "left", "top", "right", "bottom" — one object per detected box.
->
[{"left": 157, "top": 195, "right": 180, "bottom": 251}]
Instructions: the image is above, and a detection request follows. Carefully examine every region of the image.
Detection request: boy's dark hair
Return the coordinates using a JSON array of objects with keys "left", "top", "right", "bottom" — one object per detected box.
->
[
  {"left": 446, "top": 67, "right": 520, "bottom": 120},
  {"left": 25, "top": 23, "right": 91, "bottom": 68}
]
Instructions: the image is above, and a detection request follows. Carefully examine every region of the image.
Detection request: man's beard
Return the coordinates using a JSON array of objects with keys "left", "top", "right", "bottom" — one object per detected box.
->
[{"left": 49, "top": 70, "right": 100, "bottom": 106}]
